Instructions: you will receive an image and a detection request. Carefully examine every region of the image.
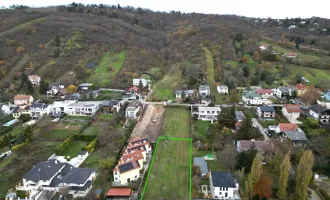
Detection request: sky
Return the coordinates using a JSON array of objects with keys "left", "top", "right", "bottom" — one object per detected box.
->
[{"left": 2, "top": 0, "right": 330, "bottom": 19}]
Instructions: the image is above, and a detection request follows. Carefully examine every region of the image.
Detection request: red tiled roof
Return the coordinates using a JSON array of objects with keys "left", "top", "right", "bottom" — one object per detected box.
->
[
  {"left": 256, "top": 89, "right": 273, "bottom": 94},
  {"left": 279, "top": 123, "right": 298, "bottom": 131},
  {"left": 14, "top": 95, "right": 31, "bottom": 100},
  {"left": 260, "top": 44, "right": 268, "bottom": 48},
  {"left": 287, "top": 52, "right": 297, "bottom": 56},
  {"left": 119, "top": 150, "right": 144, "bottom": 163},
  {"left": 127, "top": 86, "right": 139, "bottom": 93},
  {"left": 106, "top": 188, "right": 133, "bottom": 197},
  {"left": 285, "top": 104, "right": 301, "bottom": 113},
  {"left": 296, "top": 83, "right": 306, "bottom": 90}
]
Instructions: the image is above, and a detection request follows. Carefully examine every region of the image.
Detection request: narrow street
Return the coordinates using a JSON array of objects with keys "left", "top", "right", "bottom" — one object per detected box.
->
[{"left": 252, "top": 118, "right": 269, "bottom": 141}]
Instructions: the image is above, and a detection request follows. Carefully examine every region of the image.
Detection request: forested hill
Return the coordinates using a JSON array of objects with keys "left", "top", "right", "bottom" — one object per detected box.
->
[{"left": 1, "top": 4, "right": 330, "bottom": 99}]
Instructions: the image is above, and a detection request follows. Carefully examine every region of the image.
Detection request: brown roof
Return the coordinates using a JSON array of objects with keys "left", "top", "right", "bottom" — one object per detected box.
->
[
  {"left": 279, "top": 123, "right": 298, "bottom": 131},
  {"left": 28, "top": 75, "right": 40, "bottom": 81},
  {"left": 296, "top": 83, "right": 306, "bottom": 90},
  {"left": 237, "top": 140, "right": 273, "bottom": 153},
  {"left": 119, "top": 150, "right": 144, "bottom": 164},
  {"left": 106, "top": 188, "right": 133, "bottom": 197},
  {"left": 14, "top": 95, "right": 32, "bottom": 100},
  {"left": 285, "top": 104, "right": 301, "bottom": 113},
  {"left": 287, "top": 52, "right": 297, "bottom": 56},
  {"left": 256, "top": 89, "right": 273, "bottom": 94}
]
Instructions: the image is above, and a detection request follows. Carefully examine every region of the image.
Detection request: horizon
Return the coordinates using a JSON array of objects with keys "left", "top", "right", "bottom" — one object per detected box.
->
[{"left": 1, "top": 0, "right": 330, "bottom": 19}]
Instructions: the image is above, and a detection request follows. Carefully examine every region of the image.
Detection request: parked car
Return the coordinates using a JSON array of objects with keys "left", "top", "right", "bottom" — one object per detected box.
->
[
  {"left": 265, "top": 130, "right": 272, "bottom": 137},
  {"left": 58, "top": 195, "right": 63, "bottom": 200},
  {"left": 152, "top": 117, "right": 157, "bottom": 123}
]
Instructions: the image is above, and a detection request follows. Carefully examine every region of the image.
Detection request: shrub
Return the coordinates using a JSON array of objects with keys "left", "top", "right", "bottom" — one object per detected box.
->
[
  {"left": 319, "top": 189, "right": 330, "bottom": 200},
  {"left": 0, "top": 154, "right": 7, "bottom": 161},
  {"left": 84, "top": 138, "right": 97, "bottom": 153},
  {"left": 16, "top": 46, "right": 25, "bottom": 53},
  {"left": 5, "top": 39, "right": 18, "bottom": 47},
  {"left": 55, "top": 136, "right": 73, "bottom": 155},
  {"left": 72, "top": 134, "right": 96, "bottom": 141},
  {"left": 12, "top": 142, "right": 28, "bottom": 151}
]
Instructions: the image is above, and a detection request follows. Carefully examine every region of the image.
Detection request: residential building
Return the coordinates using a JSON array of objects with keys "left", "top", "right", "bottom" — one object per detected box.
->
[
  {"left": 175, "top": 89, "right": 194, "bottom": 99},
  {"left": 67, "top": 102, "right": 100, "bottom": 116},
  {"left": 236, "top": 140, "right": 274, "bottom": 155},
  {"left": 242, "top": 90, "right": 262, "bottom": 105},
  {"left": 274, "top": 86, "right": 296, "bottom": 98},
  {"left": 191, "top": 106, "right": 221, "bottom": 123},
  {"left": 86, "top": 90, "right": 100, "bottom": 99},
  {"left": 193, "top": 157, "right": 209, "bottom": 176},
  {"left": 50, "top": 101, "right": 69, "bottom": 117},
  {"left": 113, "top": 159, "right": 142, "bottom": 185},
  {"left": 47, "top": 83, "right": 65, "bottom": 96},
  {"left": 13, "top": 95, "right": 34, "bottom": 105},
  {"left": 132, "top": 78, "right": 150, "bottom": 87},
  {"left": 289, "top": 25, "right": 296, "bottom": 29},
  {"left": 30, "top": 103, "right": 51, "bottom": 119},
  {"left": 199, "top": 84, "right": 211, "bottom": 96},
  {"left": 257, "top": 106, "right": 275, "bottom": 120},
  {"left": 323, "top": 91, "right": 330, "bottom": 101},
  {"left": 296, "top": 83, "right": 307, "bottom": 96},
  {"left": 0, "top": 103, "right": 11, "bottom": 115},
  {"left": 209, "top": 171, "right": 240, "bottom": 200},
  {"left": 28, "top": 75, "right": 41, "bottom": 86},
  {"left": 12, "top": 105, "right": 30, "bottom": 119},
  {"left": 284, "top": 52, "right": 297, "bottom": 59},
  {"left": 309, "top": 104, "right": 330, "bottom": 124},
  {"left": 22, "top": 159, "right": 96, "bottom": 198},
  {"left": 256, "top": 89, "right": 273, "bottom": 98},
  {"left": 64, "top": 93, "right": 81, "bottom": 101},
  {"left": 217, "top": 85, "right": 228, "bottom": 94},
  {"left": 125, "top": 100, "right": 143, "bottom": 119},
  {"left": 282, "top": 104, "right": 301, "bottom": 120},
  {"left": 259, "top": 44, "right": 268, "bottom": 51},
  {"left": 102, "top": 100, "right": 121, "bottom": 114},
  {"left": 106, "top": 188, "right": 133, "bottom": 200},
  {"left": 235, "top": 111, "right": 245, "bottom": 129},
  {"left": 275, "top": 123, "right": 307, "bottom": 146},
  {"left": 79, "top": 83, "right": 94, "bottom": 91}
]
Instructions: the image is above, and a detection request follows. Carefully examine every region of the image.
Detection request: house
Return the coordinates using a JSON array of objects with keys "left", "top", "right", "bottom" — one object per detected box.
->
[
  {"left": 64, "top": 93, "right": 81, "bottom": 101},
  {"left": 47, "top": 83, "right": 65, "bottom": 96},
  {"left": 67, "top": 102, "right": 100, "bottom": 116},
  {"left": 30, "top": 103, "right": 51, "bottom": 119},
  {"left": 113, "top": 158, "right": 142, "bottom": 185},
  {"left": 282, "top": 104, "right": 301, "bottom": 120},
  {"left": 0, "top": 103, "right": 11, "bottom": 115},
  {"left": 125, "top": 100, "right": 143, "bottom": 119},
  {"left": 106, "top": 188, "right": 133, "bottom": 200},
  {"left": 274, "top": 86, "right": 295, "bottom": 98},
  {"left": 242, "top": 90, "right": 262, "bottom": 105},
  {"left": 86, "top": 90, "right": 100, "bottom": 99},
  {"left": 12, "top": 105, "right": 30, "bottom": 119},
  {"left": 209, "top": 171, "right": 240, "bottom": 200},
  {"left": 22, "top": 159, "right": 96, "bottom": 198},
  {"left": 259, "top": 44, "right": 268, "bottom": 51},
  {"left": 191, "top": 106, "right": 221, "bottom": 123},
  {"left": 217, "top": 85, "right": 228, "bottom": 94},
  {"left": 193, "top": 157, "right": 209, "bottom": 176},
  {"left": 257, "top": 106, "right": 275, "bottom": 120},
  {"left": 102, "top": 100, "right": 121, "bottom": 114},
  {"left": 79, "top": 83, "right": 94, "bottom": 91},
  {"left": 199, "top": 84, "right": 211, "bottom": 96},
  {"left": 237, "top": 140, "right": 274, "bottom": 155},
  {"left": 13, "top": 95, "right": 34, "bottom": 105},
  {"left": 50, "top": 101, "right": 69, "bottom": 117},
  {"left": 289, "top": 25, "right": 296, "bottom": 29},
  {"left": 284, "top": 52, "right": 297, "bottom": 59},
  {"left": 275, "top": 123, "right": 299, "bottom": 133},
  {"left": 123, "top": 86, "right": 139, "bottom": 102},
  {"left": 256, "top": 89, "right": 273, "bottom": 98},
  {"left": 296, "top": 83, "right": 307, "bottom": 96},
  {"left": 28, "top": 75, "right": 41, "bottom": 86},
  {"left": 309, "top": 104, "right": 330, "bottom": 124},
  {"left": 175, "top": 89, "right": 194, "bottom": 99},
  {"left": 133, "top": 78, "right": 150, "bottom": 87},
  {"left": 235, "top": 111, "right": 245, "bottom": 129},
  {"left": 275, "top": 123, "right": 307, "bottom": 146}
]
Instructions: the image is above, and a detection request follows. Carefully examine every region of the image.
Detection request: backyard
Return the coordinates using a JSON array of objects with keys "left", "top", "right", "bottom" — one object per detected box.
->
[
  {"left": 194, "top": 120, "right": 210, "bottom": 141},
  {"left": 62, "top": 141, "right": 89, "bottom": 158}
]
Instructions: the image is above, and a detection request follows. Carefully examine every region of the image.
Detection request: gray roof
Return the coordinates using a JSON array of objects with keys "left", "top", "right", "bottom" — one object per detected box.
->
[
  {"left": 193, "top": 157, "right": 208, "bottom": 175},
  {"left": 69, "top": 180, "right": 92, "bottom": 191},
  {"left": 30, "top": 103, "right": 49, "bottom": 109},
  {"left": 283, "top": 131, "right": 307, "bottom": 141},
  {"left": 310, "top": 104, "right": 329, "bottom": 114},
  {"left": 211, "top": 171, "right": 236, "bottom": 188},
  {"left": 128, "top": 100, "right": 142, "bottom": 109},
  {"left": 235, "top": 111, "right": 245, "bottom": 121},
  {"left": 102, "top": 100, "right": 119, "bottom": 106},
  {"left": 259, "top": 106, "right": 275, "bottom": 112},
  {"left": 61, "top": 168, "right": 95, "bottom": 184},
  {"left": 279, "top": 86, "right": 295, "bottom": 93},
  {"left": 199, "top": 85, "right": 210, "bottom": 91},
  {"left": 175, "top": 90, "right": 194, "bottom": 95}
]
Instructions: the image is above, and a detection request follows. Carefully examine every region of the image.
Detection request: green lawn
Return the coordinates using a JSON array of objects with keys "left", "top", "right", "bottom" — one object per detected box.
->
[
  {"left": 244, "top": 53, "right": 256, "bottom": 67},
  {"left": 97, "top": 90, "right": 123, "bottom": 100},
  {"left": 164, "top": 107, "right": 191, "bottom": 138},
  {"left": 259, "top": 119, "right": 279, "bottom": 128},
  {"left": 288, "top": 65, "right": 330, "bottom": 88},
  {"left": 81, "top": 125, "right": 99, "bottom": 135},
  {"left": 81, "top": 151, "right": 101, "bottom": 169},
  {"left": 149, "top": 72, "right": 183, "bottom": 101},
  {"left": 194, "top": 120, "right": 210, "bottom": 141},
  {"left": 192, "top": 150, "right": 229, "bottom": 172},
  {"left": 0, "top": 154, "right": 16, "bottom": 171},
  {"left": 0, "top": 17, "right": 45, "bottom": 37},
  {"left": 143, "top": 139, "right": 191, "bottom": 200},
  {"left": 41, "top": 129, "right": 76, "bottom": 140},
  {"left": 223, "top": 60, "right": 239, "bottom": 68},
  {"left": 87, "top": 50, "right": 127, "bottom": 87},
  {"left": 62, "top": 141, "right": 88, "bottom": 158},
  {"left": 97, "top": 114, "right": 113, "bottom": 121}
]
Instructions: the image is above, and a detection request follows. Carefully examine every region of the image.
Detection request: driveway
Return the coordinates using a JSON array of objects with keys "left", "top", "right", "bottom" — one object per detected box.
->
[{"left": 252, "top": 118, "right": 269, "bottom": 141}]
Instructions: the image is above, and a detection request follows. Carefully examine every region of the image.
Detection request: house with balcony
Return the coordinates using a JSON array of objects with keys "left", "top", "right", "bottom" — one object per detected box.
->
[
  {"left": 257, "top": 106, "right": 275, "bottom": 120},
  {"left": 209, "top": 171, "right": 240, "bottom": 200},
  {"left": 191, "top": 106, "right": 221, "bottom": 123},
  {"left": 282, "top": 104, "right": 301, "bottom": 120},
  {"left": 28, "top": 75, "right": 41, "bottom": 86},
  {"left": 67, "top": 102, "right": 100, "bottom": 116},
  {"left": 275, "top": 123, "right": 307, "bottom": 146},
  {"left": 217, "top": 85, "right": 228, "bottom": 94},
  {"left": 256, "top": 89, "right": 273, "bottom": 99},
  {"left": 22, "top": 159, "right": 96, "bottom": 198},
  {"left": 125, "top": 100, "right": 143, "bottom": 119},
  {"left": 199, "top": 84, "right": 211, "bottom": 97},
  {"left": 242, "top": 90, "right": 262, "bottom": 105},
  {"left": 50, "top": 101, "right": 69, "bottom": 117},
  {"left": 274, "top": 86, "right": 296, "bottom": 98},
  {"left": 30, "top": 103, "right": 52, "bottom": 119},
  {"left": 13, "top": 94, "right": 34, "bottom": 106},
  {"left": 175, "top": 89, "right": 194, "bottom": 99},
  {"left": 132, "top": 78, "right": 150, "bottom": 87},
  {"left": 309, "top": 104, "right": 330, "bottom": 124}
]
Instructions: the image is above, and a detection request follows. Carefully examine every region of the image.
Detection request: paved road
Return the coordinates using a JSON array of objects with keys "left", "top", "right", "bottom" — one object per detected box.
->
[{"left": 252, "top": 118, "right": 270, "bottom": 141}]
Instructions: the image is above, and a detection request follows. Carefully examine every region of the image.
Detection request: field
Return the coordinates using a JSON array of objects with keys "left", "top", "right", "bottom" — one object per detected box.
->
[
  {"left": 142, "top": 108, "right": 192, "bottom": 200},
  {"left": 87, "top": 50, "right": 127, "bottom": 87},
  {"left": 194, "top": 120, "right": 210, "bottom": 141},
  {"left": 97, "top": 90, "right": 123, "bottom": 100},
  {"left": 288, "top": 65, "right": 330, "bottom": 87},
  {"left": 41, "top": 128, "right": 77, "bottom": 140},
  {"left": 62, "top": 141, "right": 88, "bottom": 158}
]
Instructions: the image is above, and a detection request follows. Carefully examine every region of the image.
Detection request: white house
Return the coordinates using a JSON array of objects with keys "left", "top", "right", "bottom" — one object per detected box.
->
[
  {"left": 125, "top": 100, "right": 143, "bottom": 119},
  {"left": 242, "top": 90, "right": 262, "bottom": 105},
  {"left": 50, "top": 101, "right": 70, "bottom": 117},
  {"left": 199, "top": 84, "right": 211, "bottom": 96},
  {"left": 47, "top": 83, "right": 65, "bottom": 96},
  {"left": 30, "top": 103, "right": 52, "bottom": 119},
  {"left": 283, "top": 52, "right": 297, "bottom": 59},
  {"left": 259, "top": 44, "right": 268, "bottom": 51},
  {"left": 289, "top": 25, "right": 296, "bottom": 29},
  {"left": 256, "top": 89, "right": 273, "bottom": 99},
  {"left": 282, "top": 104, "right": 301, "bottom": 120},
  {"left": 28, "top": 75, "right": 41, "bottom": 86},
  {"left": 175, "top": 90, "right": 194, "bottom": 99},
  {"left": 67, "top": 102, "right": 100, "bottom": 116},
  {"left": 22, "top": 159, "right": 96, "bottom": 198},
  {"left": 79, "top": 83, "right": 94, "bottom": 91},
  {"left": 257, "top": 106, "right": 275, "bottom": 120},
  {"left": 132, "top": 78, "right": 150, "bottom": 87},
  {"left": 309, "top": 104, "right": 330, "bottom": 124},
  {"left": 0, "top": 103, "right": 11, "bottom": 114},
  {"left": 209, "top": 171, "right": 240, "bottom": 200},
  {"left": 274, "top": 86, "right": 295, "bottom": 98},
  {"left": 191, "top": 106, "right": 221, "bottom": 123},
  {"left": 217, "top": 85, "right": 228, "bottom": 94},
  {"left": 13, "top": 95, "right": 34, "bottom": 105}
]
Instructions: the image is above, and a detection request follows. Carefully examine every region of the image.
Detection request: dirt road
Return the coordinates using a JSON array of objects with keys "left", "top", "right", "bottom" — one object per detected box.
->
[{"left": 130, "top": 104, "right": 165, "bottom": 143}]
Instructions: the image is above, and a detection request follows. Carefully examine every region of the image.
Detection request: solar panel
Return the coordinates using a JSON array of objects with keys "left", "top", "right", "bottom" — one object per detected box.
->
[{"left": 118, "top": 162, "right": 134, "bottom": 173}]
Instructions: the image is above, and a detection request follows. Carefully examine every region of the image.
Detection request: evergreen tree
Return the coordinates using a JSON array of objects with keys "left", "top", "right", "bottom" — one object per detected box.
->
[
  {"left": 39, "top": 79, "right": 49, "bottom": 94},
  {"left": 26, "top": 81, "right": 34, "bottom": 95},
  {"left": 138, "top": 79, "right": 143, "bottom": 93},
  {"left": 236, "top": 115, "right": 258, "bottom": 140},
  {"left": 245, "top": 153, "right": 263, "bottom": 199},
  {"left": 277, "top": 152, "right": 291, "bottom": 200},
  {"left": 295, "top": 150, "right": 314, "bottom": 200},
  {"left": 217, "top": 107, "right": 235, "bottom": 129}
]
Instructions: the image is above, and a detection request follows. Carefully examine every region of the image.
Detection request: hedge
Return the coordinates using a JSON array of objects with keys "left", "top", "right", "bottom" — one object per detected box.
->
[
  {"left": 319, "top": 189, "right": 330, "bottom": 200},
  {"left": 72, "top": 134, "right": 97, "bottom": 141},
  {"left": 84, "top": 138, "right": 97, "bottom": 153},
  {"left": 55, "top": 136, "right": 73, "bottom": 155},
  {"left": 78, "top": 120, "right": 92, "bottom": 133},
  {"left": 12, "top": 142, "right": 28, "bottom": 151}
]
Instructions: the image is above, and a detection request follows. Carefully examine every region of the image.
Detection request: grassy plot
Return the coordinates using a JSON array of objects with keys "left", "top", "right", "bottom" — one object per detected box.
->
[
  {"left": 149, "top": 73, "right": 183, "bottom": 101},
  {"left": 143, "top": 138, "right": 191, "bottom": 200},
  {"left": 164, "top": 107, "right": 191, "bottom": 138},
  {"left": 0, "top": 17, "right": 45, "bottom": 37},
  {"left": 41, "top": 129, "right": 77, "bottom": 140},
  {"left": 62, "top": 141, "right": 88, "bottom": 158},
  {"left": 88, "top": 50, "right": 127, "bottom": 87},
  {"left": 81, "top": 151, "right": 101, "bottom": 169},
  {"left": 194, "top": 120, "right": 210, "bottom": 141},
  {"left": 288, "top": 65, "right": 330, "bottom": 87},
  {"left": 97, "top": 90, "right": 123, "bottom": 100}
]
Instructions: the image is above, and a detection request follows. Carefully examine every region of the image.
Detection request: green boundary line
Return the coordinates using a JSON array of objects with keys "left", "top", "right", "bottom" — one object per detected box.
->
[{"left": 141, "top": 136, "right": 192, "bottom": 200}]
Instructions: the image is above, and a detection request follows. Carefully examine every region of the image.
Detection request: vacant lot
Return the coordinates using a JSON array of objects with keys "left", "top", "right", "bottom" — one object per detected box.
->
[
  {"left": 88, "top": 50, "right": 126, "bottom": 87},
  {"left": 288, "top": 65, "right": 330, "bottom": 88},
  {"left": 163, "top": 107, "right": 191, "bottom": 138}
]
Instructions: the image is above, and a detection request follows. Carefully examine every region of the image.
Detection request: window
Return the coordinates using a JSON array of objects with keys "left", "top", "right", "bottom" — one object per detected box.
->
[
  {"left": 225, "top": 192, "right": 228, "bottom": 197},
  {"left": 219, "top": 192, "right": 222, "bottom": 195},
  {"left": 135, "top": 175, "right": 137, "bottom": 178},
  {"left": 115, "top": 178, "right": 118, "bottom": 180},
  {"left": 115, "top": 172, "right": 117, "bottom": 175}
]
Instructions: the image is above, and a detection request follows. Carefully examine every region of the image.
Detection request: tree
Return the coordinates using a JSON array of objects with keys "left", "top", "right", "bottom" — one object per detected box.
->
[
  {"left": 217, "top": 107, "right": 235, "bottom": 129},
  {"left": 67, "top": 84, "right": 77, "bottom": 94},
  {"left": 243, "top": 65, "right": 250, "bottom": 77},
  {"left": 235, "top": 146, "right": 258, "bottom": 173},
  {"left": 216, "top": 145, "right": 237, "bottom": 170},
  {"left": 230, "top": 89, "right": 239, "bottom": 103},
  {"left": 192, "top": 165, "right": 201, "bottom": 176},
  {"left": 236, "top": 115, "right": 260, "bottom": 140},
  {"left": 39, "top": 79, "right": 49, "bottom": 94},
  {"left": 254, "top": 175, "right": 273, "bottom": 200},
  {"left": 26, "top": 81, "right": 34, "bottom": 95},
  {"left": 181, "top": 91, "right": 186, "bottom": 101},
  {"left": 100, "top": 156, "right": 116, "bottom": 169},
  {"left": 138, "top": 79, "right": 143, "bottom": 93},
  {"left": 253, "top": 51, "right": 260, "bottom": 61},
  {"left": 245, "top": 153, "right": 263, "bottom": 199},
  {"left": 242, "top": 56, "right": 249, "bottom": 64},
  {"left": 277, "top": 152, "right": 291, "bottom": 200},
  {"left": 300, "top": 85, "right": 320, "bottom": 105},
  {"left": 295, "top": 150, "right": 314, "bottom": 200}
]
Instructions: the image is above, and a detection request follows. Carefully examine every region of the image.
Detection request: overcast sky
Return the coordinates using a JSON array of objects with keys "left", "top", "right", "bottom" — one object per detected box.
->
[{"left": 2, "top": 0, "right": 330, "bottom": 19}]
